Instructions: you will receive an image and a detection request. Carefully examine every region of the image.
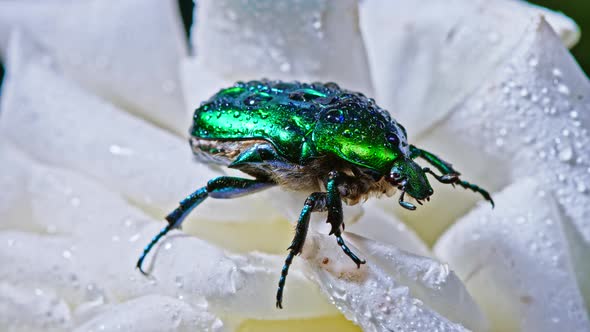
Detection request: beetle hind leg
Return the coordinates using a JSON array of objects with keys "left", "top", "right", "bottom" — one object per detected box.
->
[{"left": 136, "top": 177, "right": 274, "bottom": 275}]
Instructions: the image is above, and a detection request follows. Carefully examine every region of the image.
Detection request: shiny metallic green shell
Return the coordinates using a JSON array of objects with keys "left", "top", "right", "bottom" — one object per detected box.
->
[{"left": 191, "top": 80, "right": 409, "bottom": 174}]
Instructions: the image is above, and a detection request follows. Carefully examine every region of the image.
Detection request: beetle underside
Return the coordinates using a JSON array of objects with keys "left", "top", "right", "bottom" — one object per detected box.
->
[{"left": 190, "top": 137, "right": 397, "bottom": 204}]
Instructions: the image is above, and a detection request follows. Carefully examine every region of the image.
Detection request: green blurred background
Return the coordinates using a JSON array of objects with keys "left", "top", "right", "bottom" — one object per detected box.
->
[
  {"left": 529, "top": 0, "right": 589, "bottom": 74},
  {"left": 0, "top": 0, "right": 588, "bottom": 84}
]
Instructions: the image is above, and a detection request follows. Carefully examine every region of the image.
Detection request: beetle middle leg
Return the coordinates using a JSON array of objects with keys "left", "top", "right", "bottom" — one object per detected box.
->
[
  {"left": 325, "top": 171, "right": 366, "bottom": 268},
  {"left": 410, "top": 145, "right": 494, "bottom": 207},
  {"left": 276, "top": 171, "right": 366, "bottom": 308},
  {"left": 136, "top": 176, "right": 275, "bottom": 274},
  {"left": 276, "top": 192, "right": 326, "bottom": 309}
]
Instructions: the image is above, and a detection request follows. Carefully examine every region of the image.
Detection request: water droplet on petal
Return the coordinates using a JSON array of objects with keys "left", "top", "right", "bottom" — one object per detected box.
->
[
  {"left": 279, "top": 62, "right": 291, "bottom": 73},
  {"left": 559, "top": 146, "right": 574, "bottom": 162},
  {"left": 528, "top": 56, "right": 538, "bottom": 67},
  {"left": 557, "top": 84, "right": 570, "bottom": 95}
]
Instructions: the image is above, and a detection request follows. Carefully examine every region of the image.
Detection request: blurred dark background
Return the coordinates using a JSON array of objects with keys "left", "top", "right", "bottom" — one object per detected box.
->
[{"left": 0, "top": 0, "right": 588, "bottom": 87}]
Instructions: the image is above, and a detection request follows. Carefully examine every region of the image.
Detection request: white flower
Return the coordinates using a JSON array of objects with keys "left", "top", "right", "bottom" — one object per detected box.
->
[{"left": 0, "top": 0, "right": 588, "bottom": 331}]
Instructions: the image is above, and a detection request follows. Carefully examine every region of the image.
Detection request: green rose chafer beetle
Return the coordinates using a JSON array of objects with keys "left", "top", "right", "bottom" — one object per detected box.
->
[{"left": 136, "top": 80, "right": 494, "bottom": 308}]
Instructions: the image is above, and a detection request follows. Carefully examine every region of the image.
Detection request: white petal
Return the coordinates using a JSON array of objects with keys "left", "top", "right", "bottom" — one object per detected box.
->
[
  {"left": 346, "top": 200, "right": 430, "bottom": 256},
  {"left": 0, "top": 149, "right": 336, "bottom": 321},
  {"left": 192, "top": 0, "right": 372, "bottom": 94},
  {"left": 435, "top": 178, "right": 590, "bottom": 331},
  {"left": 0, "top": 283, "right": 72, "bottom": 331},
  {"left": 360, "top": 0, "right": 580, "bottom": 139},
  {"left": 417, "top": 18, "right": 590, "bottom": 245},
  {"left": 519, "top": 0, "right": 581, "bottom": 48},
  {"left": 0, "top": 32, "right": 281, "bottom": 225},
  {"left": 0, "top": 0, "right": 189, "bottom": 135},
  {"left": 302, "top": 233, "right": 488, "bottom": 331},
  {"left": 73, "top": 295, "right": 224, "bottom": 332}
]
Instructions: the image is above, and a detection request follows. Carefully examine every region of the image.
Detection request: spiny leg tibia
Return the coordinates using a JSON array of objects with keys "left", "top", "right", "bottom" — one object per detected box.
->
[
  {"left": 325, "top": 171, "right": 366, "bottom": 268},
  {"left": 276, "top": 192, "right": 325, "bottom": 309},
  {"left": 136, "top": 176, "right": 274, "bottom": 274},
  {"left": 410, "top": 145, "right": 494, "bottom": 207},
  {"left": 276, "top": 171, "right": 366, "bottom": 309}
]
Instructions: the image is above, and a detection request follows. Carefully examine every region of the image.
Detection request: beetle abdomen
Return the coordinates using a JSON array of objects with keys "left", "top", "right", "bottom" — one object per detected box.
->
[{"left": 189, "top": 137, "right": 268, "bottom": 166}]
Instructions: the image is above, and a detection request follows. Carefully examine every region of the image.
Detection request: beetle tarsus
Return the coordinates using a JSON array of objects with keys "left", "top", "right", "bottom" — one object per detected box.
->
[{"left": 399, "top": 190, "right": 416, "bottom": 210}]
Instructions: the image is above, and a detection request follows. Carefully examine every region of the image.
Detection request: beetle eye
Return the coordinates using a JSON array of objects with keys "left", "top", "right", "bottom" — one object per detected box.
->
[
  {"left": 325, "top": 109, "right": 345, "bottom": 124},
  {"left": 386, "top": 133, "right": 399, "bottom": 146}
]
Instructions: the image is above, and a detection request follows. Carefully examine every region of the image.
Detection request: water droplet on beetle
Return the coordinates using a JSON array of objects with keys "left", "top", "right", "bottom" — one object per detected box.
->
[
  {"left": 577, "top": 182, "right": 587, "bottom": 193},
  {"left": 552, "top": 68, "right": 563, "bottom": 77},
  {"left": 233, "top": 111, "right": 241, "bottom": 118}
]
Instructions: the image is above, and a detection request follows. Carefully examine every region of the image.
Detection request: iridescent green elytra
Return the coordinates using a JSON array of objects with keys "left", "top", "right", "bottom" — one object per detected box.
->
[{"left": 137, "top": 80, "right": 494, "bottom": 309}]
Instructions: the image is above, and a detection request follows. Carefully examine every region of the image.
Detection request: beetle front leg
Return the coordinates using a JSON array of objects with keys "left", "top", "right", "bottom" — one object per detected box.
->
[
  {"left": 410, "top": 145, "right": 494, "bottom": 207},
  {"left": 326, "top": 171, "right": 366, "bottom": 268},
  {"left": 136, "top": 176, "right": 274, "bottom": 274},
  {"left": 410, "top": 145, "right": 459, "bottom": 176}
]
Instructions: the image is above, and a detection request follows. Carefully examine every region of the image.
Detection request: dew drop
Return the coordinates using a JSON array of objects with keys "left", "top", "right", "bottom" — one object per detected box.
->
[
  {"left": 570, "top": 111, "right": 579, "bottom": 119},
  {"left": 233, "top": 111, "right": 241, "bottom": 118},
  {"left": 558, "top": 146, "right": 574, "bottom": 162},
  {"left": 175, "top": 276, "right": 184, "bottom": 289},
  {"left": 279, "top": 62, "right": 291, "bottom": 73},
  {"left": 62, "top": 250, "right": 72, "bottom": 259},
  {"left": 128, "top": 233, "right": 140, "bottom": 243},
  {"left": 109, "top": 145, "right": 134, "bottom": 156},
  {"left": 577, "top": 182, "right": 587, "bottom": 193},
  {"left": 164, "top": 242, "right": 172, "bottom": 250},
  {"left": 557, "top": 84, "right": 570, "bottom": 96},
  {"left": 552, "top": 68, "right": 563, "bottom": 77},
  {"left": 528, "top": 56, "right": 538, "bottom": 67}
]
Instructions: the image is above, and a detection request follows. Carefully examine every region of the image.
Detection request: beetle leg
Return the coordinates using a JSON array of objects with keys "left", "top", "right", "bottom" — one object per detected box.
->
[
  {"left": 455, "top": 179, "right": 495, "bottom": 208},
  {"left": 409, "top": 145, "right": 459, "bottom": 176},
  {"left": 399, "top": 190, "right": 416, "bottom": 210},
  {"left": 136, "top": 177, "right": 274, "bottom": 275},
  {"left": 277, "top": 192, "right": 326, "bottom": 309},
  {"left": 410, "top": 145, "right": 494, "bottom": 207},
  {"left": 326, "top": 171, "right": 366, "bottom": 267},
  {"left": 422, "top": 167, "right": 459, "bottom": 184}
]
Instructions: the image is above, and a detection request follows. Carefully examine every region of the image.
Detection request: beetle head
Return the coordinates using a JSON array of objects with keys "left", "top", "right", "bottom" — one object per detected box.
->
[{"left": 387, "top": 158, "right": 433, "bottom": 210}]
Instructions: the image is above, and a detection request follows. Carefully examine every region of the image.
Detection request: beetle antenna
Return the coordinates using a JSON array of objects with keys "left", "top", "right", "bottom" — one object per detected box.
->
[{"left": 398, "top": 189, "right": 416, "bottom": 210}]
